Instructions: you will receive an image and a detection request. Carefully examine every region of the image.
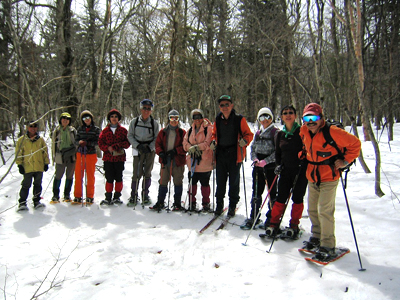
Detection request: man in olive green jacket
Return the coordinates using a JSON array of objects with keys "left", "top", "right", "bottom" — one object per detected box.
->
[{"left": 15, "top": 121, "right": 50, "bottom": 211}]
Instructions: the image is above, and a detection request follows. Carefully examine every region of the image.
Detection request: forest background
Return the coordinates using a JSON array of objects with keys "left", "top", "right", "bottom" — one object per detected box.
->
[{"left": 0, "top": 0, "right": 399, "bottom": 196}]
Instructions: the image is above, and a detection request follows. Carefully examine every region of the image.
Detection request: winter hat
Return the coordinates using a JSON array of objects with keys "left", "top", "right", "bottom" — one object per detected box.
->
[
  {"left": 140, "top": 99, "right": 154, "bottom": 109},
  {"left": 303, "top": 103, "right": 323, "bottom": 117},
  {"left": 59, "top": 112, "right": 72, "bottom": 125},
  {"left": 168, "top": 109, "right": 180, "bottom": 117},
  {"left": 218, "top": 95, "right": 232, "bottom": 103},
  {"left": 80, "top": 110, "right": 94, "bottom": 120},
  {"left": 257, "top": 107, "right": 274, "bottom": 121},
  {"left": 190, "top": 108, "right": 204, "bottom": 119},
  {"left": 27, "top": 120, "right": 38, "bottom": 128},
  {"left": 107, "top": 109, "right": 122, "bottom": 121}
]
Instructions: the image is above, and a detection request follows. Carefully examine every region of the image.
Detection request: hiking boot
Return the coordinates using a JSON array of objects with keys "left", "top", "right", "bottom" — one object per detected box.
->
[
  {"left": 315, "top": 246, "right": 335, "bottom": 261},
  {"left": 150, "top": 201, "right": 164, "bottom": 211},
  {"left": 265, "top": 225, "right": 279, "bottom": 237},
  {"left": 85, "top": 198, "right": 94, "bottom": 205},
  {"left": 143, "top": 195, "right": 152, "bottom": 205},
  {"left": 228, "top": 206, "right": 236, "bottom": 217},
  {"left": 285, "top": 225, "right": 300, "bottom": 239},
  {"left": 303, "top": 237, "right": 320, "bottom": 251},
  {"left": 17, "top": 201, "right": 28, "bottom": 212},
  {"left": 202, "top": 203, "right": 211, "bottom": 212},
  {"left": 187, "top": 202, "right": 197, "bottom": 212},
  {"left": 172, "top": 204, "right": 185, "bottom": 211},
  {"left": 50, "top": 197, "right": 60, "bottom": 204},
  {"left": 33, "top": 201, "right": 46, "bottom": 209},
  {"left": 72, "top": 197, "right": 83, "bottom": 204},
  {"left": 63, "top": 195, "right": 72, "bottom": 202},
  {"left": 126, "top": 196, "right": 138, "bottom": 207}
]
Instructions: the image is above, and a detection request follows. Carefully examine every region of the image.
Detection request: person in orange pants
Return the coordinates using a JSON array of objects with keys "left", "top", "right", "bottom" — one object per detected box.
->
[{"left": 73, "top": 110, "right": 101, "bottom": 204}]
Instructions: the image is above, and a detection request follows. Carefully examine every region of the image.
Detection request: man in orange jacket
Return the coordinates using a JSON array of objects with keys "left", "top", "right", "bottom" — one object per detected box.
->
[
  {"left": 300, "top": 103, "right": 361, "bottom": 260},
  {"left": 211, "top": 95, "right": 254, "bottom": 217}
]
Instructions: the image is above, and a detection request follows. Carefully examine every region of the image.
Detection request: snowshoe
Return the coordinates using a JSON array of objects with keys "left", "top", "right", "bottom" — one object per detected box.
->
[
  {"left": 126, "top": 196, "right": 138, "bottom": 207},
  {"left": 240, "top": 218, "right": 261, "bottom": 230},
  {"left": 84, "top": 198, "right": 94, "bottom": 205},
  {"left": 100, "top": 199, "right": 112, "bottom": 206},
  {"left": 17, "top": 202, "right": 29, "bottom": 212},
  {"left": 142, "top": 195, "right": 152, "bottom": 205},
  {"left": 201, "top": 204, "right": 211, "bottom": 213},
  {"left": 149, "top": 202, "right": 164, "bottom": 211},
  {"left": 71, "top": 197, "right": 83, "bottom": 205},
  {"left": 34, "top": 202, "right": 46, "bottom": 209},
  {"left": 299, "top": 237, "right": 320, "bottom": 254},
  {"left": 50, "top": 197, "right": 60, "bottom": 204},
  {"left": 280, "top": 226, "right": 302, "bottom": 240},
  {"left": 63, "top": 195, "right": 72, "bottom": 202},
  {"left": 306, "top": 247, "right": 350, "bottom": 265}
]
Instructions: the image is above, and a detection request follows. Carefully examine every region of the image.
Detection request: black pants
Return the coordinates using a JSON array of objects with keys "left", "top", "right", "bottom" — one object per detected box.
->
[
  {"left": 276, "top": 166, "right": 308, "bottom": 204},
  {"left": 19, "top": 172, "right": 43, "bottom": 203},
  {"left": 188, "top": 171, "right": 211, "bottom": 187},
  {"left": 104, "top": 161, "right": 125, "bottom": 183},
  {"left": 215, "top": 150, "right": 241, "bottom": 204}
]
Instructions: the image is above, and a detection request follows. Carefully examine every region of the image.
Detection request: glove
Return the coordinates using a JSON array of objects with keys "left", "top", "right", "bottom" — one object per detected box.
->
[
  {"left": 166, "top": 149, "right": 176, "bottom": 159},
  {"left": 18, "top": 165, "right": 25, "bottom": 175},
  {"left": 137, "top": 144, "right": 147, "bottom": 154},
  {"left": 209, "top": 141, "right": 216, "bottom": 151},
  {"left": 79, "top": 140, "right": 87, "bottom": 147},
  {"left": 256, "top": 160, "right": 267, "bottom": 168},
  {"left": 188, "top": 145, "right": 199, "bottom": 155},
  {"left": 239, "top": 138, "right": 247, "bottom": 147},
  {"left": 44, "top": 164, "right": 49, "bottom": 172},
  {"left": 159, "top": 152, "right": 168, "bottom": 165},
  {"left": 274, "top": 165, "right": 283, "bottom": 175},
  {"left": 194, "top": 148, "right": 202, "bottom": 158}
]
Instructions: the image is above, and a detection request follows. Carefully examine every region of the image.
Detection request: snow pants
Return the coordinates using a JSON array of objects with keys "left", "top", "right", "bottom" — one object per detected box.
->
[{"left": 74, "top": 152, "right": 97, "bottom": 198}]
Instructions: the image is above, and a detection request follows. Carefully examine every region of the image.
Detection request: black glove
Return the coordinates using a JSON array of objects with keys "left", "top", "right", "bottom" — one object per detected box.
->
[
  {"left": 137, "top": 144, "right": 148, "bottom": 154},
  {"left": 143, "top": 145, "right": 151, "bottom": 154},
  {"left": 44, "top": 164, "right": 49, "bottom": 172},
  {"left": 166, "top": 149, "right": 176, "bottom": 159},
  {"left": 159, "top": 152, "right": 168, "bottom": 165},
  {"left": 18, "top": 165, "right": 25, "bottom": 175},
  {"left": 274, "top": 165, "right": 283, "bottom": 175}
]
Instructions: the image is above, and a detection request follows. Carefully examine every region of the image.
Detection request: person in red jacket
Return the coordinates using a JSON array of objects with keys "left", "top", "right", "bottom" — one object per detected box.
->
[
  {"left": 300, "top": 103, "right": 361, "bottom": 260},
  {"left": 150, "top": 109, "right": 187, "bottom": 211},
  {"left": 98, "top": 109, "right": 130, "bottom": 205},
  {"left": 183, "top": 109, "right": 213, "bottom": 212},
  {"left": 210, "top": 95, "right": 254, "bottom": 217}
]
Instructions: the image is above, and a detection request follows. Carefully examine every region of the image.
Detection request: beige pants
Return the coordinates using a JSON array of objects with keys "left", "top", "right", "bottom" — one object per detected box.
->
[{"left": 307, "top": 180, "right": 339, "bottom": 248}]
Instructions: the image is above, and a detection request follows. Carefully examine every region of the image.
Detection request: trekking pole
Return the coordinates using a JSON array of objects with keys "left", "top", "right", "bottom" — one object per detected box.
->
[
  {"left": 242, "top": 174, "right": 278, "bottom": 246},
  {"left": 132, "top": 153, "right": 141, "bottom": 210},
  {"left": 166, "top": 160, "right": 173, "bottom": 213},
  {"left": 267, "top": 166, "right": 302, "bottom": 253},
  {"left": 83, "top": 146, "right": 87, "bottom": 207},
  {"left": 188, "top": 157, "right": 197, "bottom": 214},
  {"left": 253, "top": 163, "right": 258, "bottom": 223},
  {"left": 212, "top": 149, "right": 216, "bottom": 211},
  {"left": 341, "top": 172, "right": 366, "bottom": 271},
  {"left": 141, "top": 154, "right": 147, "bottom": 209},
  {"left": 240, "top": 147, "right": 248, "bottom": 219}
]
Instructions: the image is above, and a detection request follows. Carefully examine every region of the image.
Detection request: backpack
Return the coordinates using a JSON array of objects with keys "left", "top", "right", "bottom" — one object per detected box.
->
[
  {"left": 187, "top": 126, "right": 208, "bottom": 140},
  {"left": 321, "top": 120, "right": 355, "bottom": 168}
]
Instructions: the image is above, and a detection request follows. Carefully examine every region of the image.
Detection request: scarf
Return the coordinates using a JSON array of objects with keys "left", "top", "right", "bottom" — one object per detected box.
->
[{"left": 282, "top": 122, "right": 300, "bottom": 138}]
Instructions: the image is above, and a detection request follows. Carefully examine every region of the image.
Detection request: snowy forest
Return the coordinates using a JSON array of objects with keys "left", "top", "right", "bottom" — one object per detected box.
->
[{"left": 1, "top": 0, "right": 400, "bottom": 193}]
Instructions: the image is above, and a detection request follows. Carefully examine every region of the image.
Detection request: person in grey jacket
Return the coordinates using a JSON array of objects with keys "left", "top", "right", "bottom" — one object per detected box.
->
[
  {"left": 127, "top": 99, "right": 160, "bottom": 206},
  {"left": 51, "top": 112, "right": 77, "bottom": 203},
  {"left": 241, "top": 107, "right": 279, "bottom": 229}
]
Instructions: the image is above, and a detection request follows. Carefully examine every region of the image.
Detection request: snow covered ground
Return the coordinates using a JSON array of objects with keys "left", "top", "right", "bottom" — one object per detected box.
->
[{"left": 1, "top": 122, "right": 399, "bottom": 300}]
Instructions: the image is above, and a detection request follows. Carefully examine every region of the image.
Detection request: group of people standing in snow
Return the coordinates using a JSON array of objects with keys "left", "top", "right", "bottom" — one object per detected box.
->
[{"left": 14, "top": 96, "right": 361, "bottom": 261}]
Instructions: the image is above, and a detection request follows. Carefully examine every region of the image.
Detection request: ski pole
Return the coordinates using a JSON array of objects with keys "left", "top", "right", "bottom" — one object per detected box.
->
[
  {"left": 341, "top": 173, "right": 366, "bottom": 271},
  {"left": 252, "top": 163, "right": 258, "bottom": 224},
  {"left": 141, "top": 153, "right": 147, "bottom": 209},
  {"left": 242, "top": 174, "right": 278, "bottom": 246},
  {"left": 84, "top": 146, "right": 87, "bottom": 207},
  {"left": 212, "top": 149, "right": 215, "bottom": 211},
  {"left": 267, "top": 166, "right": 302, "bottom": 253},
  {"left": 132, "top": 153, "right": 141, "bottom": 210},
  {"left": 240, "top": 146, "right": 248, "bottom": 219},
  {"left": 166, "top": 159, "right": 173, "bottom": 213}
]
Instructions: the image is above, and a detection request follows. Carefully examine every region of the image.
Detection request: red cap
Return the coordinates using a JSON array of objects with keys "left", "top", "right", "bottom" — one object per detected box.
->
[{"left": 303, "top": 103, "right": 323, "bottom": 116}]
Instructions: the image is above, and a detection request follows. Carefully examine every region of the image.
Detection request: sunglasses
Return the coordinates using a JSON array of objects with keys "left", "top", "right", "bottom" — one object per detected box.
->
[
  {"left": 219, "top": 103, "right": 230, "bottom": 108},
  {"left": 29, "top": 124, "right": 38, "bottom": 128},
  {"left": 142, "top": 107, "right": 152, "bottom": 111},
  {"left": 169, "top": 116, "right": 179, "bottom": 121},
  {"left": 259, "top": 115, "right": 271, "bottom": 122},
  {"left": 82, "top": 116, "right": 91, "bottom": 121},
  {"left": 282, "top": 111, "right": 294, "bottom": 115},
  {"left": 303, "top": 115, "right": 321, "bottom": 122},
  {"left": 110, "top": 115, "right": 119, "bottom": 119},
  {"left": 192, "top": 114, "right": 203, "bottom": 120}
]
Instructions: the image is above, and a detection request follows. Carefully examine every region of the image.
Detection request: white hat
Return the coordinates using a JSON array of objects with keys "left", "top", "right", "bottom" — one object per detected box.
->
[
  {"left": 190, "top": 109, "right": 204, "bottom": 119},
  {"left": 257, "top": 107, "right": 274, "bottom": 121}
]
